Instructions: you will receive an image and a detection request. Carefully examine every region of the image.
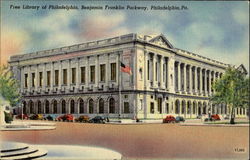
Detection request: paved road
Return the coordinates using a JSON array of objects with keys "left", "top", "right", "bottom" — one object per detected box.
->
[{"left": 1, "top": 121, "right": 249, "bottom": 159}]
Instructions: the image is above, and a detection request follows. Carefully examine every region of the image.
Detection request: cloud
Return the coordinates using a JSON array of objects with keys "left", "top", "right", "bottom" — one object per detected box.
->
[
  {"left": 0, "top": 27, "right": 30, "bottom": 65},
  {"left": 232, "top": 3, "right": 249, "bottom": 26},
  {"left": 79, "top": 12, "right": 129, "bottom": 40}
]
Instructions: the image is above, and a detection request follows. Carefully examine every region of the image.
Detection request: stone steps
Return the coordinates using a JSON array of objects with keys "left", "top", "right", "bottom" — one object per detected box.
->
[{"left": 0, "top": 142, "right": 47, "bottom": 160}]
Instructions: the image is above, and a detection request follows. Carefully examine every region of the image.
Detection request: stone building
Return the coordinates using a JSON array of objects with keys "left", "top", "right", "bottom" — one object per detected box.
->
[{"left": 9, "top": 33, "right": 248, "bottom": 119}]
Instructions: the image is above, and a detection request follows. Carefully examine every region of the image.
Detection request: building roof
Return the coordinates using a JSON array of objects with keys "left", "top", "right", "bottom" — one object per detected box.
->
[{"left": 9, "top": 33, "right": 229, "bottom": 68}]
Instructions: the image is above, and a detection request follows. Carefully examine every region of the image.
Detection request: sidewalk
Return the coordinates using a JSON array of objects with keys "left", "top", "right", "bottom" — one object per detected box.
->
[{"left": 1, "top": 120, "right": 56, "bottom": 131}]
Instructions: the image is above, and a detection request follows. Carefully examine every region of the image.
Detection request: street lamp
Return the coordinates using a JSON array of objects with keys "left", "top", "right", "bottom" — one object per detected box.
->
[{"left": 21, "top": 103, "right": 23, "bottom": 121}]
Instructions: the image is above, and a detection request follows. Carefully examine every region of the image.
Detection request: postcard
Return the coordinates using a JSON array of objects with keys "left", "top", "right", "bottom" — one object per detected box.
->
[{"left": 0, "top": 0, "right": 249, "bottom": 160}]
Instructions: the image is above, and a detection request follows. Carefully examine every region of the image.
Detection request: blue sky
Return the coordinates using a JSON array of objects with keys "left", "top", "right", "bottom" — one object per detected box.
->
[{"left": 1, "top": 1, "right": 249, "bottom": 72}]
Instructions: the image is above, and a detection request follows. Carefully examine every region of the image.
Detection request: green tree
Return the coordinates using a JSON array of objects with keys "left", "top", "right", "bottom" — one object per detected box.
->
[
  {"left": 210, "top": 67, "right": 249, "bottom": 124},
  {"left": 0, "top": 65, "right": 20, "bottom": 107}
]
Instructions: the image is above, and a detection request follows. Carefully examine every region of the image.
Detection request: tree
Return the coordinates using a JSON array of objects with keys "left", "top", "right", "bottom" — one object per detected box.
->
[
  {"left": 0, "top": 65, "right": 20, "bottom": 107},
  {"left": 210, "top": 67, "right": 249, "bottom": 124}
]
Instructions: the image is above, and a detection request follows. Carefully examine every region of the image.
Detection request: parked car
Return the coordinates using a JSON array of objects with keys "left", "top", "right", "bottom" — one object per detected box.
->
[
  {"left": 29, "top": 114, "right": 44, "bottom": 120},
  {"left": 205, "top": 114, "right": 221, "bottom": 122},
  {"left": 57, "top": 114, "right": 74, "bottom": 122},
  {"left": 89, "top": 116, "right": 106, "bottom": 123},
  {"left": 175, "top": 116, "right": 185, "bottom": 123},
  {"left": 75, "top": 115, "right": 90, "bottom": 123},
  {"left": 16, "top": 114, "right": 28, "bottom": 120},
  {"left": 223, "top": 115, "right": 230, "bottom": 120},
  {"left": 163, "top": 115, "right": 176, "bottom": 123},
  {"left": 45, "top": 114, "right": 57, "bottom": 121},
  {"left": 211, "top": 114, "right": 221, "bottom": 121}
]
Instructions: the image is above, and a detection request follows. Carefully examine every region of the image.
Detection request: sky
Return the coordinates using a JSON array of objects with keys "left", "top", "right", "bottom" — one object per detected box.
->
[{"left": 0, "top": 1, "right": 249, "bottom": 72}]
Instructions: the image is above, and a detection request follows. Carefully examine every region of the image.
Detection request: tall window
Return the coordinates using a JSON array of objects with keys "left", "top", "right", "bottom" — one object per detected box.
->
[
  {"left": 124, "top": 102, "right": 130, "bottom": 113},
  {"left": 47, "top": 71, "right": 51, "bottom": 86},
  {"left": 100, "top": 64, "right": 106, "bottom": 82},
  {"left": 45, "top": 100, "right": 49, "bottom": 114},
  {"left": 89, "top": 99, "right": 94, "bottom": 114},
  {"left": 79, "top": 99, "right": 84, "bottom": 113},
  {"left": 166, "top": 103, "right": 169, "bottom": 114},
  {"left": 111, "top": 63, "right": 116, "bottom": 81},
  {"left": 55, "top": 70, "right": 59, "bottom": 86},
  {"left": 62, "top": 100, "right": 66, "bottom": 114},
  {"left": 150, "top": 102, "right": 154, "bottom": 113},
  {"left": 32, "top": 73, "right": 35, "bottom": 87},
  {"left": 24, "top": 74, "right": 28, "bottom": 88},
  {"left": 71, "top": 68, "right": 76, "bottom": 84},
  {"left": 63, "top": 69, "right": 67, "bottom": 85},
  {"left": 90, "top": 66, "right": 95, "bottom": 83},
  {"left": 53, "top": 101, "right": 57, "bottom": 114},
  {"left": 80, "top": 67, "right": 85, "bottom": 83},
  {"left": 99, "top": 99, "right": 104, "bottom": 113},
  {"left": 109, "top": 98, "right": 115, "bottom": 113},
  {"left": 39, "top": 72, "right": 43, "bottom": 87},
  {"left": 38, "top": 101, "right": 42, "bottom": 114},
  {"left": 70, "top": 100, "right": 75, "bottom": 114}
]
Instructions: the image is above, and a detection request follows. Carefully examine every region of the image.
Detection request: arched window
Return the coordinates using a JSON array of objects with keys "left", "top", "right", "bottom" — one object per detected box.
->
[
  {"left": 175, "top": 100, "right": 179, "bottom": 114},
  {"left": 70, "top": 100, "right": 75, "bottom": 114},
  {"left": 45, "top": 100, "right": 50, "bottom": 114},
  {"left": 89, "top": 99, "right": 94, "bottom": 114},
  {"left": 29, "top": 101, "right": 34, "bottom": 114},
  {"left": 79, "top": 99, "right": 84, "bottom": 114},
  {"left": 109, "top": 98, "right": 115, "bottom": 114},
  {"left": 181, "top": 101, "right": 185, "bottom": 114},
  {"left": 203, "top": 103, "right": 207, "bottom": 114},
  {"left": 187, "top": 101, "right": 191, "bottom": 114},
  {"left": 193, "top": 102, "right": 196, "bottom": 114},
  {"left": 53, "top": 101, "right": 57, "bottom": 114},
  {"left": 23, "top": 101, "right": 27, "bottom": 114},
  {"left": 62, "top": 100, "right": 66, "bottom": 114},
  {"left": 38, "top": 101, "right": 42, "bottom": 114},
  {"left": 198, "top": 102, "right": 202, "bottom": 115},
  {"left": 99, "top": 99, "right": 104, "bottom": 114}
]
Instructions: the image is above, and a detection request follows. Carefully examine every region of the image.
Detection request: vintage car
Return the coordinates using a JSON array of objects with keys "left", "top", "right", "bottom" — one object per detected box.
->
[
  {"left": 163, "top": 115, "right": 176, "bottom": 123},
  {"left": 16, "top": 114, "right": 29, "bottom": 120},
  {"left": 175, "top": 116, "right": 185, "bottom": 123},
  {"left": 89, "top": 116, "right": 106, "bottom": 124},
  {"left": 29, "top": 114, "right": 43, "bottom": 120},
  {"left": 57, "top": 114, "right": 74, "bottom": 122},
  {"left": 75, "top": 115, "right": 90, "bottom": 123}
]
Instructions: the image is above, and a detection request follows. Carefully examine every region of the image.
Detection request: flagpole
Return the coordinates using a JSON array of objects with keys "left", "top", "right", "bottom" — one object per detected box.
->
[{"left": 119, "top": 56, "right": 121, "bottom": 119}]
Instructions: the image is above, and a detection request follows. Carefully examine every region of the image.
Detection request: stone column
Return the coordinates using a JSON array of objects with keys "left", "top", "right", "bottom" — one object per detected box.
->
[
  {"left": 144, "top": 51, "right": 148, "bottom": 89},
  {"left": 76, "top": 58, "right": 80, "bottom": 91},
  {"left": 213, "top": 71, "right": 216, "bottom": 94},
  {"left": 183, "top": 64, "right": 186, "bottom": 93},
  {"left": 35, "top": 65, "right": 38, "bottom": 91},
  {"left": 178, "top": 62, "right": 181, "bottom": 92},
  {"left": 51, "top": 62, "right": 54, "bottom": 91},
  {"left": 28, "top": 65, "right": 31, "bottom": 92},
  {"left": 58, "top": 61, "right": 62, "bottom": 90},
  {"left": 194, "top": 66, "right": 198, "bottom": 94},
  {"left": 160, "top": 56, "right": 164, "bottom": 88},
  {"left": 42, "top": 64, "right": 46, "bottom": 92},
  {"left": 189, "top": 65, "right": 192, "bottom": 94},
  {"left": 204, "top": 69, "right": 207, "bottom": 95},
  {"left": 166, "top": 58, "right": 169, "bottom": 90},
  {"left": 20, "top": 67, "right": 24, "bottom": 93},
  {"left": 200, "top": 68, "right": 203, "bottom": 94},
  {"left": 67, "top": 60, "right": 71, "bottom": 91},
  {"left": 105, "top": 54, "right": 109, "bottom": 90},
  {"left": 152, "top": 54, "right": 156, "bottom": 87},
  {"left": 96, "top": 55, "right": 99, "bottom": 88},
  {"left": 208, "top": 70, "right": 211, "bottom": 96}
]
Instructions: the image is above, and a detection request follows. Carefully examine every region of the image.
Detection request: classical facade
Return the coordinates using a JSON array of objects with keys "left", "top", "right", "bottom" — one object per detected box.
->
[{"left": 9, "top": 33, "right": 248, "bottom": 119}]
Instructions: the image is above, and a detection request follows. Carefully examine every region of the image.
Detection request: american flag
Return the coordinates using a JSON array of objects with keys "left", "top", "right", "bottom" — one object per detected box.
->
[{"left": 120, "top": 62, "right": 132, "bottom": 75}]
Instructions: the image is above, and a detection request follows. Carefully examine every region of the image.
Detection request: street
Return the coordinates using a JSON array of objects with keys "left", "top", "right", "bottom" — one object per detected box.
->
[{"left": 1, "top": 121, "right": 249, "bottom": 159}]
